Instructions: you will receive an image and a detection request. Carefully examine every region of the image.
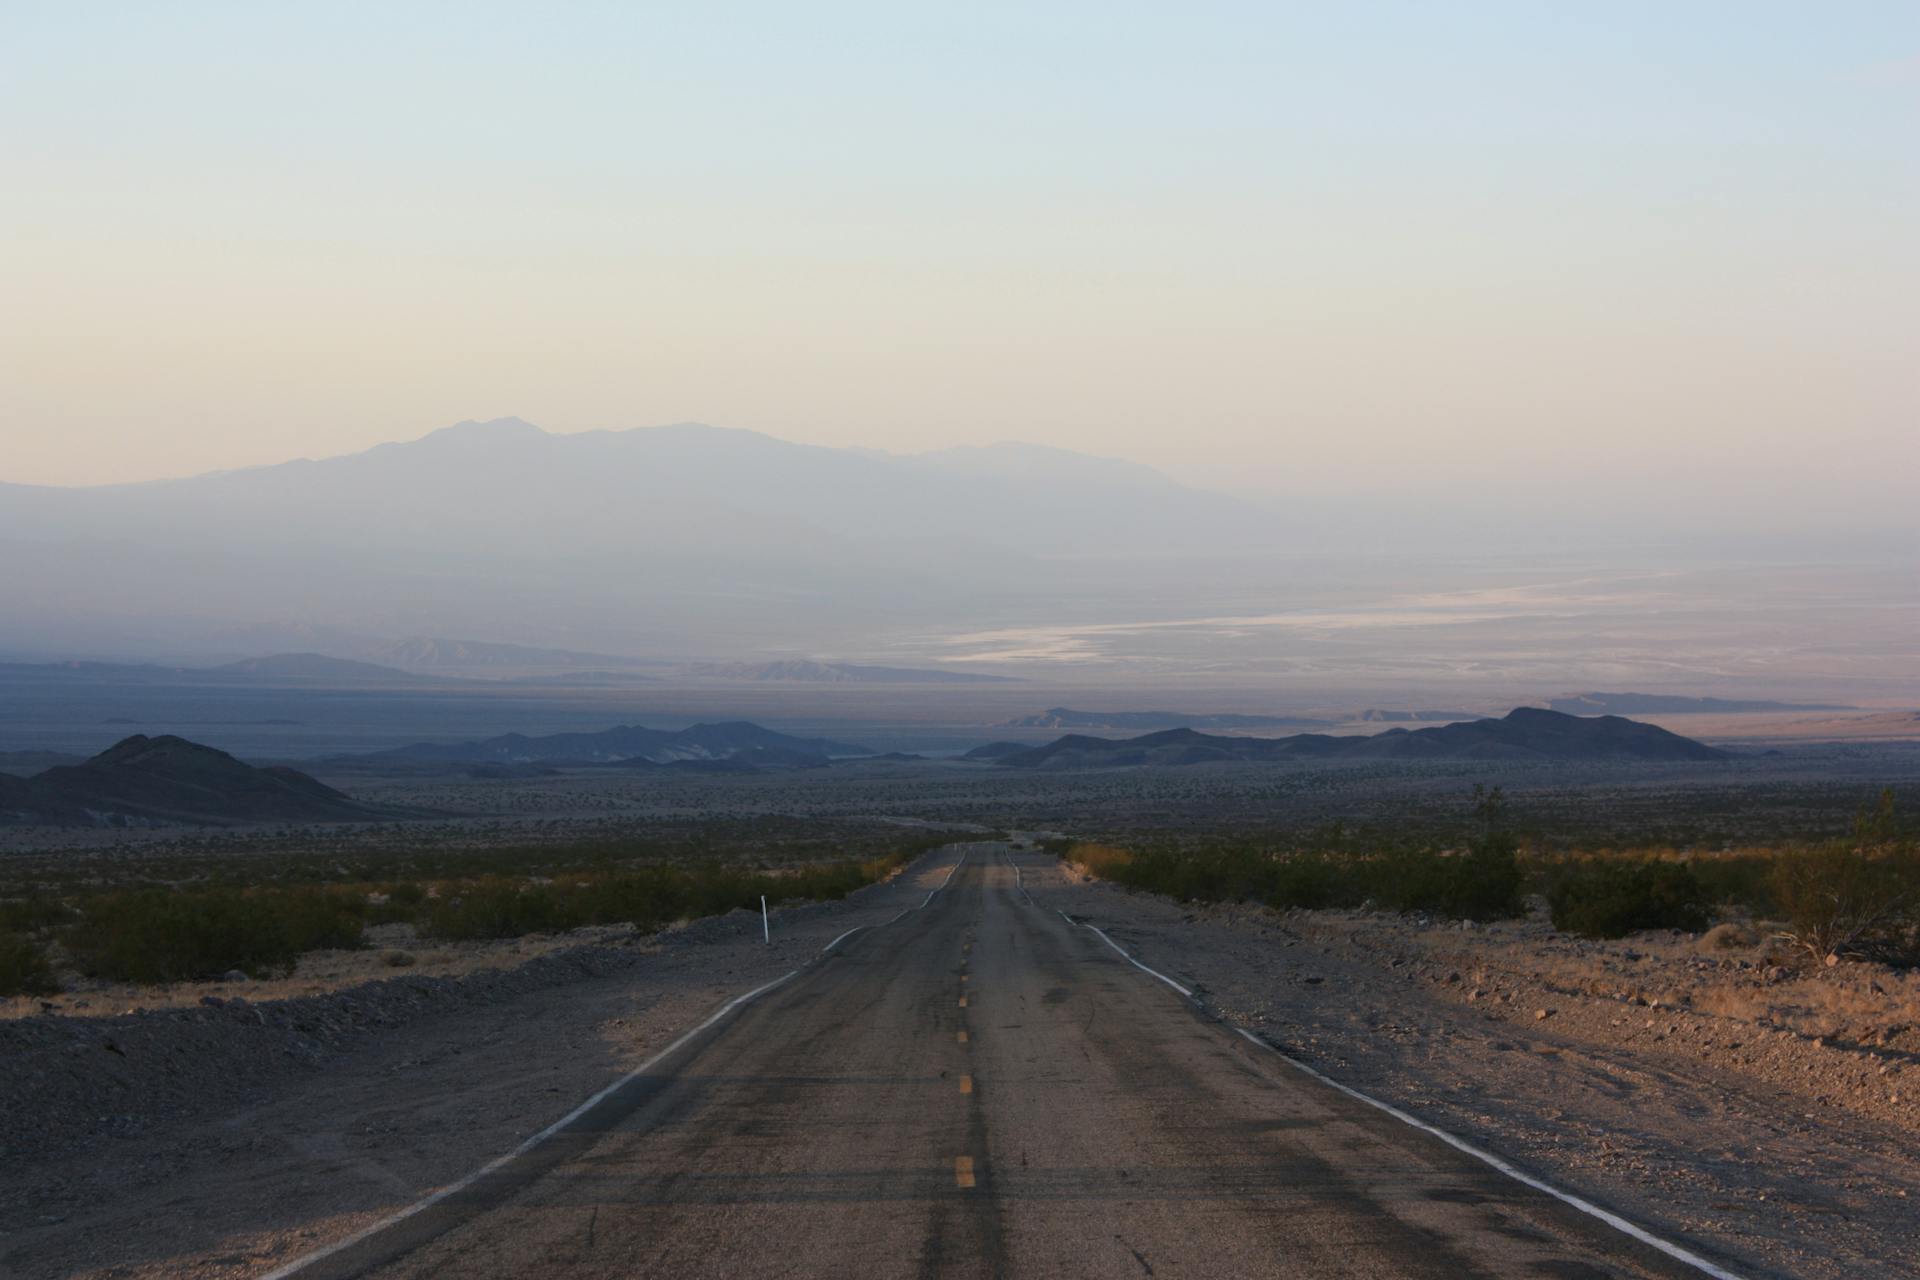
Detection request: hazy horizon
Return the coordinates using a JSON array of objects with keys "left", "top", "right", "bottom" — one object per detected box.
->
[
  {"left": 3, "top": 6, "right": 1915, "bottom": 710},
  {"left": 5, "top": 4, "right": 1917, "bottom": 528}
]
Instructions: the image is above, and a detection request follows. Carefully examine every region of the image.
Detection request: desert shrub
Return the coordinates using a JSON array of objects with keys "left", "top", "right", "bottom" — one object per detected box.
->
[
  {"left": 423, "top": 877, "right": 580, "bottom": 940},
  {"left": 1765, "top": 788, "right": 1920, "bottom": 966},
  {"left": 67, "top": 886, "right": 366, "bottom": 982},
  {"left": 0, "top": 930, "right": 58, "bottom": 997},
  {"left": 419, "top": 853, "right": 912, "bottom": 942},
  {"left": 364, "top": 880, "right": 428, "bottom": 924},
  {"left": 1698, "top": 921, "right": 1759, "bottom": 952},
  {"left": 1374, "top": 835, "right": 1526, "bottom": 922},
  {"left": 1548, "top": 859, "right": 1710, "bottom": 939},
  {"left": 1068, "top": 837, "right": 1521, "bottom": 922},
  {"left": 0, "top": 893, "right": 71, "bottom": 934},
  {"left": 1688, "top": 855, "right": 1777, "bottom": 917},
  {"left": 1768, "top": 840, "right": 1919, "bottom": 965},
  {"left": 1065, "top": 844, "right": 1133, "bottom": 879},
  {"left": 1263, "top": 851, "right": 1367, "bottom": 912}
]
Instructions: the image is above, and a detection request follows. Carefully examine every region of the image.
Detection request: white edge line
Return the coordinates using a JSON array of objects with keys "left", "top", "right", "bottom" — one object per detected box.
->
[
  {"left": 1067, "top": 919, "right": 1747, "bottom": 1280},
  {"left": 1000, "top": 846, "right": 1033, "bottom": 905},
  {"left": 262, "top": 844, "right": 974, "bottom": 1279},
  {"left": 1081, "top": 922, "right": 1194, "bottom": 998},
  {"left": 257, "top": 969, "right": 800, "bottom": 1280},
  {"left": 823, "top": 926, "right": 867, "bottom": 953}
]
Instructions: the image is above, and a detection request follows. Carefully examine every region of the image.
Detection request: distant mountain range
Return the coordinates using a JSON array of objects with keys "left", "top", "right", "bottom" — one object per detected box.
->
[
  {"left": 1002, "top": 708, "right": 1332, "bottom": 730},
  {"left": 0, "top": 735, "right": 385, "bottom": 826},
  {"left": 209, "top": 652, "right": 455, "bottom": 683},
  {"left": 682, "top": 659, "right": 1017, "bottom": 685},
  {"left": 1546, "top": 692, "right": 1856, "bottom": 715},
  {"left": 0, "top": 418, "right": 1270, "bottom": 662},
  {"left": 1000, "top": 707, "right": 1491, "bottom": 731},
  {"left": 366, "top": 637, "right": 659, "bottom": 674},
  {"left": 1356, "top": 708, "right": 1485, "bottom": 723},
  {"left": 992, "top": 708, "right": 1729, "bottom": 769},
  {"left": 358, "top": 721, "right": 872, "bottom": 768}
]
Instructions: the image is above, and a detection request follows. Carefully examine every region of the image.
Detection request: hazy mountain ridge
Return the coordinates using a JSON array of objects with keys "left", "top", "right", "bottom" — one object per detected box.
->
[
  {"left": 210, "top": 653, "right": 454, "bottom": 683},
  {"left": 0, "top": 418, "right": 1268, "bottom": 662},
  {"left": 684, "top": 660, "right": 1017, "bottom": 685},
  {"left": 360, "top": 721, "right": 873, "bottom": 767},
  {"left": 1546, "top": 692, "right": 1856, "bottom": 715},
  {"left": 997, "top": 708, "right": 1730, "bottom": 769},
  {"left": 1002, "top": 708, "right": 1333, "bottom": 730}
]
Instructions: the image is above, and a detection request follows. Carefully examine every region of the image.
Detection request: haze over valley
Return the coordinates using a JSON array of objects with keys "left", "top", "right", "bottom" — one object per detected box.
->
[{"left": 3, "top": 418, "right": 1912, "bottom": 731}]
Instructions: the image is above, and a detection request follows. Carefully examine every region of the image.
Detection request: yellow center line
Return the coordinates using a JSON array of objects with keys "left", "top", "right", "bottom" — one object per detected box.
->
[
  {"left": 956, "top": 1030, "right": 968, "bottom": 1043},
  {"left": 959, "top": 1074, "right": 973, "bottom": 1094},
  {"left": 954, "top": 1156, "right": 976, "bottom": 1188},
  {"left": 958, "top": 995, "right": 968, "bottom": 1007},
  {"left": 960, "top": 975, "right": 969, "bottom": 983}
]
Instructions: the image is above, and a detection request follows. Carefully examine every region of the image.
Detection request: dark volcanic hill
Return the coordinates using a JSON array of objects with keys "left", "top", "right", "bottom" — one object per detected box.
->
[
  {"left": 0, "top": 735, "right": 385, "bottom": 826},
  {"left": 362, "top": 720, "right": 871, "bottom": 767},
  {"left": 996, "top": 708, "right": 1730, "bottom": 769}
]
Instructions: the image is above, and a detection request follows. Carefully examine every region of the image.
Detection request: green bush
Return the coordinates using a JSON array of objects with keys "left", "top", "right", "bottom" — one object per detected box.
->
[
  {"left": 1548, "top": 859, "right": 1710, "bottom": 939},
  {"left": 66, "top": 887, "right": 366, "bottom": 983},
  {"left": 0, "top": 930, "right": 58, "bottom": 997}
]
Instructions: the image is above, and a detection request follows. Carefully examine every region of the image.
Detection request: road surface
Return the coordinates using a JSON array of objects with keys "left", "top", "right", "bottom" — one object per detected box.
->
[{"left": 286, "top": 844, "right": 1735, "bottom": 1279}]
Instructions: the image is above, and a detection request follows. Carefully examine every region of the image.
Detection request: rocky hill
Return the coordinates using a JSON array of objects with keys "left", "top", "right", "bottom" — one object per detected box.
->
[{"left": 0, "top": 735, "right": 385, "bottom": 826}]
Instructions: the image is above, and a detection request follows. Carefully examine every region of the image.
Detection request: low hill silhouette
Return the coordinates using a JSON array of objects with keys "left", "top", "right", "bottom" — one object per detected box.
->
[
  {"left": 996, "top": 708, "right": 1730, "bottom": 769},
  {"left": 0, "top": 735, "right": 385, "bottom": 826}
]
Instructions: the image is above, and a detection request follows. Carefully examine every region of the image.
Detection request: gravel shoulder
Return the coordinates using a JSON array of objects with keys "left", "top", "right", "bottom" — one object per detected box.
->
[
  {"left": 1023, "top": 852, "right": 1920, "bottom": 1280},
  {"left": 0, "top": 846, "right": 973, "bottom": 1280}
]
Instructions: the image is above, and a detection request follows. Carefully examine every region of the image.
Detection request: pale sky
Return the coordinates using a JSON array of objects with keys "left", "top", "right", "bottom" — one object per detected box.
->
[{"left": 3, "top": 3, "right": 1915, "bottom": 513}]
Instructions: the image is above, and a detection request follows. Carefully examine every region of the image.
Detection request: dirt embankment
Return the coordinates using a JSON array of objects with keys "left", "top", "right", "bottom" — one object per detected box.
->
[
  {"left": 0, "top": 849, "right": 968, "bottom": 1280},
  {"left": 1030, "top": 856, "right": 1920, "bottom": 1280}
]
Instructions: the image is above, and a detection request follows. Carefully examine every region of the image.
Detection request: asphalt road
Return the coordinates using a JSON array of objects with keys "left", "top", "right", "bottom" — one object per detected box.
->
[{"left": 295, "top": 844, "right": 1733, "bottom": 1279}]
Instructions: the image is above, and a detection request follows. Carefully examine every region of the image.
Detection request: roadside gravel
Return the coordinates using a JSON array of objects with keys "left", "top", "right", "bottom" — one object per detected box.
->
[{"left": 1026, "top": 853, "right": 1920, "bottom": 1280}]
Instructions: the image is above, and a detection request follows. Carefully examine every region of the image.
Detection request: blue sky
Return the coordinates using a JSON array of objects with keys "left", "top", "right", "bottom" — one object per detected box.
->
[{"left": 3, "top": 3, "right": 1915, "bottom": 511}]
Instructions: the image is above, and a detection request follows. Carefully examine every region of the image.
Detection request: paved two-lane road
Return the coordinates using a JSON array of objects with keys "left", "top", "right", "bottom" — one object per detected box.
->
[{"left": 288, "top": 845, "right": 1736, "bottom": 1279}]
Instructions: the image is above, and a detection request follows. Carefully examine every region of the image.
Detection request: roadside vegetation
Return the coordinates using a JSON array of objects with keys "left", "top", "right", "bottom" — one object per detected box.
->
[
  {"left": 1053, "top": 788, "right": 1525, "bottom": 924},
  {"left": 1057, "top": 786, "right": 1920, "bottom": 969},
  {"left": 0, "top": 827, "right": 959, "bottom": 990}
]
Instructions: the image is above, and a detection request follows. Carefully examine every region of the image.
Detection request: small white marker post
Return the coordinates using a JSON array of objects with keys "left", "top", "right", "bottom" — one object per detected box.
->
[{"left": 760, "top": 895, "right": 770, "bottom": 943}]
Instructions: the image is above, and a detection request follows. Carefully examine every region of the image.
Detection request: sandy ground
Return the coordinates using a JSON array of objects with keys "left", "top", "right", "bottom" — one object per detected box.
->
[{"left": 1027, "top": 854, "right": 1920, "bottom": 1280}]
